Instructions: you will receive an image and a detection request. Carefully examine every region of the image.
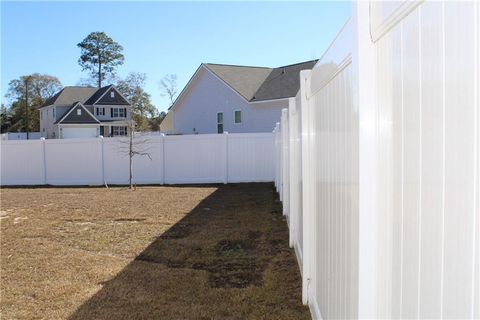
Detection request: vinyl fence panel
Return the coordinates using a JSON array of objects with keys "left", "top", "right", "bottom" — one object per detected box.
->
[
  {"left": 45, "top": 138, "right": 103, "bottom": 185},
  {"left": 274, "top": 1, "right": 479, "bottom": 319},
  {"left": 103, "top": 137, "right": 130, "bottom": 184},
  {"left": 1, "top": 133, "right": 274, "bottom": 186},
  {"left": 0, "top": 140, "right": 45, "bottom": 185},
  {"left": 288, "top": 94, "right": 303, "bottom": 264},
  {"left": 163, "top": 134, "right": 225, "bottom": 184},
  {"left": 227, "top": 133, "right": 274, "bottom": 182},
  {"left": 367, "top": 2, "right": 480, "bottom": 318}
]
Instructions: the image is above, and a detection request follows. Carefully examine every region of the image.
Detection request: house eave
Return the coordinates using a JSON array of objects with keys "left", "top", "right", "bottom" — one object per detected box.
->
[{"left": 248, "top": 97, "right": 291, "bottom": 104}]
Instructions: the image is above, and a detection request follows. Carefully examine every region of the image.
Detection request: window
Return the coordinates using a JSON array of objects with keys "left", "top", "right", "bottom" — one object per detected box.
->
[
  {"left": 52, "top": 108, "right": 55, "bottom": 119},
  {"left": 112, "top": 126, "right": 127, "bottom": 136},
  {"left": 110, "top": 91, "right": 115, "bottom": 98},
  {"left": 77, "top": 108, "right": 82, "bottom": 116},
  {"left": 234, "top": 110, "right": 242, "bottom": 124},
  {"left": 112, "top": 108, "right": 126, "bottom": 118},
  {"left": 96, "top": 107, "right": 105, "bottom": 116},
  {"left": 217, "top": 112, "right": 223, "bottom": 134}
]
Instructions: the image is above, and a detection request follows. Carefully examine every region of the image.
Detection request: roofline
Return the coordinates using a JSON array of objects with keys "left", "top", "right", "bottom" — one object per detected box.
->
[
  {"left": 55, "top": 102, "right": 100, "bottom": 124},
  {"left": 204, "top": 62, "right": 272, "bottom": 70},
  {"left": 94, "top": 85, "right": 114, "bottom": 104},
  {"left": 169, "top": 64, "right": 253, "bottom": 113},
  {"left": 40, "top": 86, "right": 99, "bottom": 108},
  {"left": 249, "top": 97, "right": 291, "bottom": 104},
  {"left": 94, "top": 85, "right": 131, "bottom": 106},
  {"left": 168, "top": 64, "right": 205, "bottom": 112},
  {"left": 203, "top": 64, "right": 256, "bottom": 101},
  {"left": 169, "top": 59, "right": 319, "bottom": 112},
  {"left": 275, "top": 59, "right": 319, "bottom": 69},
  {"left": 205, "top": 59, "right": 319, "bottom": 70}
]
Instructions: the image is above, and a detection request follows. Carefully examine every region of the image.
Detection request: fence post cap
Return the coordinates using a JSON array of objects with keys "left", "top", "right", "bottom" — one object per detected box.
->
[
  {"left": 40, "top": 137, "right": 46, "bottom": 140},
  {"left": 99, "top": 135, "right": 104, "bottom": 139}
]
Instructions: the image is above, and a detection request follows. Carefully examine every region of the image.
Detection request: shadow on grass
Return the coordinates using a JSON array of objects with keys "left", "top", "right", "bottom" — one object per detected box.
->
[{"left": 68, "top": 183, "right": 309, "bottom": 320}]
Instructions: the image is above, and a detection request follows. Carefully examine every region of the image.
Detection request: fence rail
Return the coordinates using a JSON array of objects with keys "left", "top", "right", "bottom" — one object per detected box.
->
[
  {"left": 0, "top": 133, "right": 274, "bottom": 186},
  {"left": 275, "top": 1, "right": 479, "bottom": 319}
]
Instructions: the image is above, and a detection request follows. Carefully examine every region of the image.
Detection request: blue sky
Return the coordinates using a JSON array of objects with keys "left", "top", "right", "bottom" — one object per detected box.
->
[{"left": 1, "top": 1, "right": 350, "bottom": 112}]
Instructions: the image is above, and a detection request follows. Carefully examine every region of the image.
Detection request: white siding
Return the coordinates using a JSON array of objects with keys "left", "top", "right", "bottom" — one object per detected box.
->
[{"left": 167, "top": 67, "right": 288, "bottom": 134}]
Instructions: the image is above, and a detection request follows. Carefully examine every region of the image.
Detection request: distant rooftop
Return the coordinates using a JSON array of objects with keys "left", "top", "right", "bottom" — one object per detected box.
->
[
  {"left": 41, "top": 84, "right": 129, "bottom": 108},
  {"left": 41, "top": 86, "right": 98, "bottom": 108},
  {"left": 203, "top": 60, "right": 318, "bottom": 102}
]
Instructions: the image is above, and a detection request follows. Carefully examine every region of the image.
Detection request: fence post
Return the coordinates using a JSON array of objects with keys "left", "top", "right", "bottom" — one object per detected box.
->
[
  {"left": 41, "top": 137, "right": 47, "bottom": 185},
  {"left": 161, "top": 133, "right": 166, "bottom": 185},
  {"left": 288, "top": 97, "right": 296, "bottom": 248},
  {"left": 99, "top": 136, "right": 105, "bottom": 185},
  {"left": 353, "top": 2, "right": 379, "bottom": 317},
  {"left": 274, "top": 123, "right": 280, "bottom": 192},
  {"left": 224, "top": 131, "right": 229, "bottom": 184},
  {"left": 281, "top": 108, "right": 289, "bottom": 217},
  {"left": 300, "top": 69, "right": 313, "bottom": 305},
  {"left": 278, "top": 122, "right": 283, "bottom": 201}
]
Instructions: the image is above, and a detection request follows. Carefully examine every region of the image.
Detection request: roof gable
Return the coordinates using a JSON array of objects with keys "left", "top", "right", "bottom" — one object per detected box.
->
[
  {"left": 84, "top": 85, "right": 130, "bottom": 105},
  {"left": 204, "top": 64, "right": 272, "bottom": 101},
  {"left": 56, "top": 102, "right": 100, "bottom": 124},
  {"left": 169, "top": 59, "right": 318, "bottom": 112}
]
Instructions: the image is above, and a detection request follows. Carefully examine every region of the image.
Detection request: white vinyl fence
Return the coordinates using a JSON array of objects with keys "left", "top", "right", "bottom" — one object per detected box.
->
[
  {"left": 275, "top": 1, "right": 479, "bottom": 319},
  {"left": 0, "top": 133, "right": 274, "bottom": 186},
  {"left": 1, "top": 132, "right": 42, "bottom": 141}
]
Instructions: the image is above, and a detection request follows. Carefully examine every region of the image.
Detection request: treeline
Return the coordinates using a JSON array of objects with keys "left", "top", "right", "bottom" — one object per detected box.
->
[{"left": 2, "top": 32, "right": 176, "bottom": 133}]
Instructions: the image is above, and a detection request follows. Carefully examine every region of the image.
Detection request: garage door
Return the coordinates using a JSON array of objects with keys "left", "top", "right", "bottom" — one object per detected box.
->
[{"left": 62, "top": 127, "right": 97, "bottom": 139}]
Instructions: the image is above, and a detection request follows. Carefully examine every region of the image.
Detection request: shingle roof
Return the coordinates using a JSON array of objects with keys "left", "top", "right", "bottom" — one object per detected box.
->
[
  {"left": 42, "top": 84, "right": 129, "bottom": 108},
  {"left": 251, "top": 60, "right": 318, "bottom": 101},
  {"left": 41, "top": 86, "right": 98, "bottom": 108},
  {"left": 83, "top": 85, "right": 113, "bottom": 105},
  {"left": 204, "top": 64, "right": 272, "bottom": 101},
  {"left": 202, "top": 60, "right": 317, "bottom": 102}
]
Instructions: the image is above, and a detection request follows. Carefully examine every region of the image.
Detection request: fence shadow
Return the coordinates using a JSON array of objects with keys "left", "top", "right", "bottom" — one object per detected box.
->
[{"left": 68, "top": 183, "right": 309, "bottom": 320}]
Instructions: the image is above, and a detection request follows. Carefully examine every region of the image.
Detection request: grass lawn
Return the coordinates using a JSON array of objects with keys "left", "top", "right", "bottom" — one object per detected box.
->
[{"left": 0, "top": 183, "right": 309, "bottom": 319}]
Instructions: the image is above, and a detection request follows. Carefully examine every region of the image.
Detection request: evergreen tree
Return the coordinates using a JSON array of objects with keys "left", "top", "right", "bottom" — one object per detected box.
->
[{"left": 78, "top": 32, "right": 124, "bottom": 88}]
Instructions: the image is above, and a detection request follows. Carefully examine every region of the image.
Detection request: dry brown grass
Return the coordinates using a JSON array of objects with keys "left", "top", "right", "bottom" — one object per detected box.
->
[{"left": 0, "top": 183, "right": 309, "bottom": 320}]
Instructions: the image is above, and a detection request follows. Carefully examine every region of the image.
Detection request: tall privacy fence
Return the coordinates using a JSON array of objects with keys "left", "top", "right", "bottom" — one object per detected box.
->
[
  {"left": 275, "top": 1, "right": 479, "bottom": 319},
  {"left": 1, "top": 133, "right": 274, "bottom": 186}
]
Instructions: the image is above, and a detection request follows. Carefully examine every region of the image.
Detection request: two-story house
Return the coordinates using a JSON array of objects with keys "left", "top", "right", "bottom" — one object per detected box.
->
[{"left": 39, "top": 85, "right": 131, "bottom": 139}]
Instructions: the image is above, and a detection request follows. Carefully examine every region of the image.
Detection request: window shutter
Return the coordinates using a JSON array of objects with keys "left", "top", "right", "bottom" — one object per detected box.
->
[
  {"left": 111, "top": 108, "right": 113, "bottom": 117},
  {"left": 124, "top": 108, "right": 127, "bottom": 117}
]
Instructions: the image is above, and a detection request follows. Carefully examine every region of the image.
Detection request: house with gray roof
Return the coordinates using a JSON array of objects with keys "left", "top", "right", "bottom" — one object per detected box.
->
[
  {"left": 160, "top": 60, "right": 317, "bottom": 134},
  {"left": 39, "top": 85, "right": 131, "bottom": 139}
]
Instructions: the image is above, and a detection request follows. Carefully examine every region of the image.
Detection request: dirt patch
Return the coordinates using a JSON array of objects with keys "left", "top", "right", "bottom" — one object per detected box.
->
[
  {"left": 113, "top": 218, "right": 146, "bottom": 222},
  {"left": 1, "top": 184, "right": 309, "bottom": 320},
  {"left": 216, "top": 239, "right": 256, "bottom": 254}
]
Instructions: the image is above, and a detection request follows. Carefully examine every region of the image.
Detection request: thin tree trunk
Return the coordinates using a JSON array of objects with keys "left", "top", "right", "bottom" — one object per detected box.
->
[{"left": 98, "top": 59, "right": 102, "bottom": 88}]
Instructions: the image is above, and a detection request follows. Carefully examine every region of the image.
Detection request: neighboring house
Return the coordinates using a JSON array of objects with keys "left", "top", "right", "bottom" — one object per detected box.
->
[
  {"left": 39, "top": 85, "right": 131, "bottom": 139},
  {"left": 160, "top": 60, "right": 317, "bottom": 134}
]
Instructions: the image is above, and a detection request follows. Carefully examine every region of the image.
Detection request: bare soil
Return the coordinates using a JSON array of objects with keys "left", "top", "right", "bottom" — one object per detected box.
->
[{"left": 0, "top": 183, "right": 309, "bottom": 319}]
